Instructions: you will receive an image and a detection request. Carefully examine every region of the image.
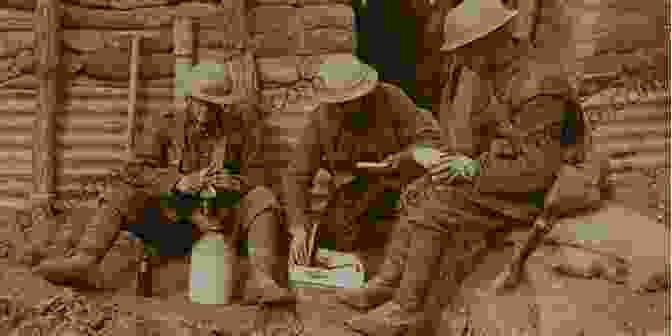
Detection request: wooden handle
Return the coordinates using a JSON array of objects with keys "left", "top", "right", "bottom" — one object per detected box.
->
[{"left": 126, "top": 35, "right": 141, "bottom": 160}]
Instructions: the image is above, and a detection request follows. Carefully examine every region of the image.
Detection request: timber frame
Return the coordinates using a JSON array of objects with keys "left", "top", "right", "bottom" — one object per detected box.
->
[{"left": 32, "top": 0, "right": 60, "bottom": 212}]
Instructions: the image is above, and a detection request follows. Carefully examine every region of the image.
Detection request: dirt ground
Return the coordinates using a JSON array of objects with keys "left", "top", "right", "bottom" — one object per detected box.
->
[
  {"left": 0, "top": 85, "right": 669, "bottom": 336},
  {"left": 0, "top": 165, "right": 669, "bottom": 335}
]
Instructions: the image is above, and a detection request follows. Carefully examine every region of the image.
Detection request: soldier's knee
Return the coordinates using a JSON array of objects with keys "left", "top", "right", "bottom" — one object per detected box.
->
[
  {"left": 246, "top": 186, "right": 279, "bottom": 205},
  {"left": 242, "top": 186, "right": 282, "bottom": 226}
]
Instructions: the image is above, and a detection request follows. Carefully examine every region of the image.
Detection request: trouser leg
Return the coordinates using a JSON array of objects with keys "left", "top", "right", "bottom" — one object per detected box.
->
[
  {"left": 240, "top": 187, "right": 295, "bottom": 305},
  {"left": 337, "top": 215, "right": 411, "bottom": 310},
  {"left": 33, "top": 184, "right": 151, "bottom": 285}
]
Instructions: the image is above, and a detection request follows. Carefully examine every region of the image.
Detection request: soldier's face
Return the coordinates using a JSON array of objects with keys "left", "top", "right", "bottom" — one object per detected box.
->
[
  {"left": 459, "top": 27, "right": 513, "bottom": 71},
  {"left": 191, "top": 99, "right": 214, "bottom": 130}
]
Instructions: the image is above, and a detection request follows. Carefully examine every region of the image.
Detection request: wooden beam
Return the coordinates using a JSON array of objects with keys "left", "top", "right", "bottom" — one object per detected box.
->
[
  {"left": 173, "top": 16, "right": 194, "bottom": 164},
  {"left": 226, "top": 0, "right": 258, "bottom": 99},
  {"left": 126, "top": 35, "right": 141, "bottom": 160},
  {"left": 33, "top": 0, "right": 60, "bottom": 205},
  {"left": 0, "top": 8, "right": 34, "bottom": 30}
]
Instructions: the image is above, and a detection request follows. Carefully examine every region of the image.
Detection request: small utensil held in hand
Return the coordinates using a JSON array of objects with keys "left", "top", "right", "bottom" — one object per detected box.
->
[{"left": 355, "top": 161, "right": 396, "bottom": 175}]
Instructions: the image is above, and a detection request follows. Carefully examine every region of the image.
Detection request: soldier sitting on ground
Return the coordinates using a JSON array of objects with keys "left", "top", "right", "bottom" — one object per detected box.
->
[
  {"left": 340, "top": 0, "right": 599, "bottom": 334},
  {"left": 283, "top": 54, "right": 446, "bottom": 266},
  {"left": 28, "top": 74, "right": 295, "bottom": 304}
]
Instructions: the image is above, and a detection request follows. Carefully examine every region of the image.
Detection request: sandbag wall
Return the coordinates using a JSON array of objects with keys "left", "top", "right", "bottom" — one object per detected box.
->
[
  {"left": 252, "top": 0, "right": 355, "bottom": 194},
  {"left": 0, "top": 0, "right": 356, "bottom": 220}
]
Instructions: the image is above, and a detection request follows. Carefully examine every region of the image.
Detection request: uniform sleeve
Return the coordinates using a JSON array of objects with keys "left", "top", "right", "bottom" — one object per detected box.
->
[
  {"left": 282, "top": 105, "right": 326, "bottom": 231},
  {"left": 474, "top": 95, "right": 566, "bottom": 194},
  {"left": 386, "top": 84, "right": 447, "bottom": 151}
]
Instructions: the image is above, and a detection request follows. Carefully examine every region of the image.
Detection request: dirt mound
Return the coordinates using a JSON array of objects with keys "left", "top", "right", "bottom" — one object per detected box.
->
[{"left": 438, "top": 204, "right": 670, "bottom": 336}]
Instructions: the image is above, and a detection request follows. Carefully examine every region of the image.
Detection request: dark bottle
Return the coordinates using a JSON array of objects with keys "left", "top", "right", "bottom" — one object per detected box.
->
[{"left": 136, "top": 253, "right": 153, "bottom": 297}]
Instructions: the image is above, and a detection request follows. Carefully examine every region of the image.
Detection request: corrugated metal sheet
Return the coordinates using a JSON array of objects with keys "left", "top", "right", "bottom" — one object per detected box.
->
[
  {"left": 0, "top": 89, "right": 34, "bottom": 215},
  {"left": 582, "top": 90, "right": 670, "bottom": 174},
  {"left": 0, "top": 85, "right": 173, "bottom": 213},
  {"left": 56, "top": 93, "right": 173, "bottom": 202}
]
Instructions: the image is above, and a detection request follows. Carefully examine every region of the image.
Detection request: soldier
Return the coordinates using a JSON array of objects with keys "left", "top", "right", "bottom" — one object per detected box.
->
[
  {"left": 342, "top": 0, "right": 592, "bottom": 334},
  {"left": 284, "top": 54, "right": 446, "bottom": 266},
  {"left": 31, "top": 75, "right": 295, "bottom": 304}
]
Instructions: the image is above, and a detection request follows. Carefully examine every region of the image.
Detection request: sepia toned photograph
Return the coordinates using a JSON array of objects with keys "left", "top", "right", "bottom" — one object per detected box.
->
[{"left": 0, "top": 0, "right": 669, "bottom": 335}]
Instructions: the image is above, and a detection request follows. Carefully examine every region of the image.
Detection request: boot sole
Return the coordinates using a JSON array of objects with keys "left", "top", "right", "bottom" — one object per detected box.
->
[{"left": 336, "top": 290, "right": 395, "bottom": 311}]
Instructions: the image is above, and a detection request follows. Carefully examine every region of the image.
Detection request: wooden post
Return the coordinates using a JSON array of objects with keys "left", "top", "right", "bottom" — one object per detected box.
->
[
  {"left": 33, "top": 0, "right": 60, "bottom": 208},
  {"left": 126, "top": 35, "right": 141, "bottom": 160},
  {"left": 226, "top": 0, "right": 257, "bottom": 99},
  {"left": 173, "top": 16, "right": 195, "bottom": 166}
]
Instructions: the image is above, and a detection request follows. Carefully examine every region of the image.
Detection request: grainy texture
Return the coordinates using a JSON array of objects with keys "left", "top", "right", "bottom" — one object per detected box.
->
[
  {"left": 0, "top": 0, "right": 357, "bottom": 255},
  {"left": 0, "top": 8, "right": 34, "bottom": 30},
  {"left": 172, "top": 16, "right": 193, "bottom": 161},
  {"left": 125, "top": 36, "right": 140, "bottom": 159},
  {"left": 33, "top": 0, "right": 60, "bottom": 202}
]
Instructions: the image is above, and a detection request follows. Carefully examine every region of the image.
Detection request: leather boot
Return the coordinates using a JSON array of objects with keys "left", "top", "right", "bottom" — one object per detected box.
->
[
  {"left": 345, "top": 226, "right": 445, "bottom": 336},
  {"left": 337, "top": 217, "right": 410, "bottom": 310},
  {"left": 33, "top": 204, "right": 122, "bottom": 285},
  {"left": 243, "top": 210, "right": 296, "bottom": 305}
]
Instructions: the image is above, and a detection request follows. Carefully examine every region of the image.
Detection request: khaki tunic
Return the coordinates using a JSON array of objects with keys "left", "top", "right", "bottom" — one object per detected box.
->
[
  {"left": 283, "top": 82, "right": 446, "bottom": 251},
  {"left": 79, "top": 111, "right": 278, "bottom": 256},
  {"left": 404, "top": 56, "right": 587, "bottom": 236}
]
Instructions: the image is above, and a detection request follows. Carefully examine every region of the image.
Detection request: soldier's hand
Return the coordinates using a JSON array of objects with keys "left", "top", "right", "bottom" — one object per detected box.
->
[
  {"left": 289, "top": 226, "right": 311, "bottom": 266},
  {"left": 382, "top": 150, "right": 417, "bottom": 171},
  {"left": 209, "top": 172, "right": 242, "bottom": 192},
  {"left": 428, "top": 154, "right": 480, "bottom": 182},
  {"left": 175, "top": 171, "right": 204, "bottom": 193},
  {"left": 412, "top": 146, "right": 459, "bottom": 169}
]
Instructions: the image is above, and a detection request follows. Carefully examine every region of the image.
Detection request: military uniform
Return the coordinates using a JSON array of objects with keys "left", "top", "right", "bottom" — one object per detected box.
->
[
  {"left": 75, "top": 111, "right": 277, "bottom": 255},
  {"left": 33, "top": 99, "right": 294, "bottom": 303},
  {"left": 283, "top": 82, "right": 445, "bottom": 253},
  {"left": 344, "top": 54, "right": 592, "bottom": 335}
]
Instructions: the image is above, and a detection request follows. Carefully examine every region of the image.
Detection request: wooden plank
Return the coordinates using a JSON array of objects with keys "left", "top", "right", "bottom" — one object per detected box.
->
[
  {"left": 33, "top": 0, "right": 60, "bottom": 203},
  {"left": 1, "top": 73, "right": 175, "bottom": 90},
  {"left": 0, "top": 148, "right": 124, "bottom": 162},
  {"left": 0, "top": 133, "right": 126, "bottom": 147},
  {"left": 126, "top": 35, "right": 141, "bottom": 159},
  {"left": 0, "top": 49, "right": 84, "bottom": 87},
  {"left": 0, "top": 161, "right": 119, "bottom": 177},
  {"left": 609, "top": 152, "right": 669, "bottom": 173},
  {"left": 0, "top": 97, "right": 173, "bottom": 115},
  {"left": 67, "top": 86, "right": 173, "bottom": 97},
  {"left": 0, "top": 197, "right": 31, "bottom": 211},
  {"left": 0, "top": 8, "right": 34, "bottom": 30},
  {"left": 0, "top": 0, "right": 38, "bottom": 10},
  {"left": 0, "top": 31, "right": 35, "bottom": 58},
  {"left": 0, "top": 28, "right": 236, "bottom": 57},
  {"left": 593, "top": 120, "right": 670, "bottom": 139},
  {"left": 173, "top": 16, "right": 194, "bottom": 169}
]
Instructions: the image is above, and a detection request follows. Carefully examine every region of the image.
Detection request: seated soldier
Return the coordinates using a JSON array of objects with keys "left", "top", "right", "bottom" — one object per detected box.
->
[
  {"left": 341, "top": 0, "right": 591, "bottom": 334},
  {"left": 284, "top": 54, "right": 446, "bottom": 266},
  {"left": 30, "top": 76, "right": 295, "bottom": 304}
]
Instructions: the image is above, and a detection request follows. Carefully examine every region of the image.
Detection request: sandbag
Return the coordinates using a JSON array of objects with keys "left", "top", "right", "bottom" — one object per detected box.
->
[
  {"left": 438, "top": 244, "right": 670, "bottom": 336},
  {"left": 547, "top": 203, "right": 670, "bottom": 292}
]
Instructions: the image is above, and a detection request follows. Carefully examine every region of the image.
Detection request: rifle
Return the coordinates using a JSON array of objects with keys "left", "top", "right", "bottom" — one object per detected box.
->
[
  {"left": 493, "top": 161, "right": 605, "bottom": 293},
  {"left": 492, "top": 209, "right": 556, "bottom": 293}
]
